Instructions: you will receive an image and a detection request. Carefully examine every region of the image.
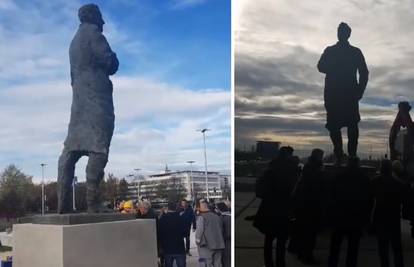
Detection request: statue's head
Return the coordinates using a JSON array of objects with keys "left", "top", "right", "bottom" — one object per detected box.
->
[
  {"left": 398, "top": 101, "right": 412, "bottom": 113},
  {"left": 337, "top": 22, "right": 351, "bottom": 43},
  {"left": 78, "top": 4, "right": 104, "bottom": 31}
]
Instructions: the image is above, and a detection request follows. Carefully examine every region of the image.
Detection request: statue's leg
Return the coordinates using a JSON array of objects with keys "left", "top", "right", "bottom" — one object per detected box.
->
[
  {"left": 57, "top": 149, "right": 82, "bottom": 213},
  {"left": 347, "top": 124, "right": 359, "bottom": 157},
  {"left": 329, "top": 128, "right": 343, "bottom": 163},
  {"left": 86, "top": 152, "right": 108, "bottom": 213}
]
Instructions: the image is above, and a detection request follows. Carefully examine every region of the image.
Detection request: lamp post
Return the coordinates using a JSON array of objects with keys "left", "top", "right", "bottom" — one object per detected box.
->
[
  {"left": 186, "top": 160, "right": 195, "bottom": 202},
  {"left": 73, "top": 176, "right": 77, "bottom": 211},
  {"left": 197, "top": 128, "right": 210, "bottom": 201},
  {"left": 134, "top": 168, "right": 141, "bottom": 200},
  {"left": 40, "top": 163, "right": 46, "bottom": 216}
]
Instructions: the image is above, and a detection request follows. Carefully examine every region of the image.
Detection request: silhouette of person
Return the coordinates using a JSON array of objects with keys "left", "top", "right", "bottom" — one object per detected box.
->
[
  {"left": 371, "top": 160, "right": 410, "bottom": 267},
  {"left": 291, "top": 148, "right": 326, "bottom": 265},
  {"left": 318, "top": 22, "right": 369, "bottom": 164},
  {"left": 328, "top": 157, "right": 372, "bottom": 267},
  {"left": 253, "top": 146, "right": 298, "bottom": 267}
]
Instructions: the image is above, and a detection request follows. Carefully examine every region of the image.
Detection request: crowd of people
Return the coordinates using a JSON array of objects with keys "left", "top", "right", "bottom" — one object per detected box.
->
[
  {"left": 117, "top": 198, "right": 231, "bottom": 267},
  {"left": 253, "top": 146, "right": 414, "bottom": 267}
]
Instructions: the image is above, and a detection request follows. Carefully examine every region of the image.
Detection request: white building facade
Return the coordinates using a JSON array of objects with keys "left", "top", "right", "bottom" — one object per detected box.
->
[{"left": 127, "top": 170, "right": 229, "bottom": 202}]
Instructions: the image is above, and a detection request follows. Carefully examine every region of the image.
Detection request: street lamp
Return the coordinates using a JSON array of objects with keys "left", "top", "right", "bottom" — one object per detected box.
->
[
  {"left": 186, "top": 160, "right": 195, "bottom": 203},
  {"left": 126, "top": 174, "right": 134, "bottom": 200},
  {"left": 197, "top": 128, "right": 210, "bottom": 201},
  {"left": 134, "top": 168, "right": 141, "bottom": 200},
  {"left": 73, "top": 176, "right": 77, "bottom": 211},
  {"left": 40, "top": 163, "right": 46, "bottom": 216}
]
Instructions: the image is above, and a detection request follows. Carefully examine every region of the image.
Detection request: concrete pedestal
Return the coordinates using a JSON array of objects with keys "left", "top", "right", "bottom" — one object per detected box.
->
[{"left": 13, "top": 219, "right": 157, "bottom": 267}]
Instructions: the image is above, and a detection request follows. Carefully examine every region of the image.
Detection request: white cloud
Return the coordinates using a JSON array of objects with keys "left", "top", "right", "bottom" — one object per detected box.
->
[
  {"left": 171, "top": 0, "right": 207, "bottom": 9},
  {"left": 235, "top": 0, "right": 414, "bottom": 157},
  {"left": 0, "top": 0, "right": 230, "bottom": 182},
  {"left": 0, "top": 77, "right": 230, "bottom": 183}
]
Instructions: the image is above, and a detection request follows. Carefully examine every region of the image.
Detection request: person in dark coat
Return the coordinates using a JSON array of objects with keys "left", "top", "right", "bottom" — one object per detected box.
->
[
  {"left": 317, "top": 22, "right": 369, "bottom": 164},
  {"left": 391, "top": 160, "right": 414, "bottom": 239},
  {"left": 178, "top": 199, "right": 196, "bottom": 256},
  {"left": 253, "top": 146, "right": 298, "bottom": 267},
  {"left": 292, "top": 148, "right": 326, "bottom": 264},
  {"left": 328, "top": 157, "right": 372, "bottom": 267},
  {"left": 158, "top": 202, "right": 187, "bottom": 267},
  {"left": 371, "top": 160, "right": 410, "bottom": 267}
]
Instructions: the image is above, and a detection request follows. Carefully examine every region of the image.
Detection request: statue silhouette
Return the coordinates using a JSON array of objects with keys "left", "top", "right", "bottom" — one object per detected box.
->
[{"left": 318, "top": 22, "right": 369, "bottom": 164}]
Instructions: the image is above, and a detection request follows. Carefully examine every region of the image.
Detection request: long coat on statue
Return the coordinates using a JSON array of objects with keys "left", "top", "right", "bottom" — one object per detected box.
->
[
  {"left": 64, "top": 22, "right": 119, "bottom": 154},
  {"left": 317, "top": 41, "right": 368, "bottom": 131}
]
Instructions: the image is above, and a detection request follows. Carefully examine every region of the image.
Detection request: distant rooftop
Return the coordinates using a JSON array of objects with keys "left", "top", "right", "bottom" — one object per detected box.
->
[{"left": 149, "top": 170, "right": 221, "bottom": 178}]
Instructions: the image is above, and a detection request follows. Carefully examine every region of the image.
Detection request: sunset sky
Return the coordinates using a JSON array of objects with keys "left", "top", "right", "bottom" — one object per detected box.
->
[
  {"left": 235, "top": 0, "right": 414, "bottom": 157},
  {"left": 0, "top": 0, "right": 230, "bottom": 182}
]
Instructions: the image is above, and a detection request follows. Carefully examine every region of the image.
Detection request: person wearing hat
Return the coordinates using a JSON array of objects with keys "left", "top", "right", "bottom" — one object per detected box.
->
[{"left": 318, "top": 22, "right": 369, "bottom": 165}]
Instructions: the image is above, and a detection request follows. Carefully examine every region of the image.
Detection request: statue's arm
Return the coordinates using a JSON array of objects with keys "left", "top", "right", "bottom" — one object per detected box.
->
[
  {"left": 357, "top": 49, "right": 369, "bottom": 99},
  {"left": 91, "top": 31, "right": 119, "bottom": 75},
  {"left": 317, "top": 48, "right": 330, "bottom": 74}
]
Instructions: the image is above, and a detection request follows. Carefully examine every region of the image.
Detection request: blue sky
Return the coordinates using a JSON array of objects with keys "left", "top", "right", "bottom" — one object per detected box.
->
[{"left": 0, "top": 0, "right": 231, "bottom": 182}]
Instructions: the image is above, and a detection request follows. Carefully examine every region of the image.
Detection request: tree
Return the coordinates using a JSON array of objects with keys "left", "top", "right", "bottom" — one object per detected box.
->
[
  {"left": 153, "top": 182, "right": 169, "bottom": 201},
  {"left": 45, "top": 182, "right": 58, "bottom": 212},
  {"left": 0, "top": 165, "right": 34, "bottom": 219},
  {"left": 118, "top": 178, "right": 129, "bottom": 201},
  {"left": 104, "top": 173, "right": 119, "bottom": 208},
  {"left": 168, "top": 177, "right": 187, "bottom": 203}
]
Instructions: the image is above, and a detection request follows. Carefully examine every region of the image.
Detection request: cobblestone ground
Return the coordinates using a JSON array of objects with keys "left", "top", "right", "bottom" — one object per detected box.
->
[{"left": 236, "top": 177, "right": 414, "bottom": 267}]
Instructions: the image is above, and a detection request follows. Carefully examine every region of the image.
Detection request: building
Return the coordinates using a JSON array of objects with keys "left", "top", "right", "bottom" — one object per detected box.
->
[
  {"left": 126, "top": 170, "right": 230, "bottom": 202},
  {"left": 256, "top": 140, "right": 281, "bottom": 160}
]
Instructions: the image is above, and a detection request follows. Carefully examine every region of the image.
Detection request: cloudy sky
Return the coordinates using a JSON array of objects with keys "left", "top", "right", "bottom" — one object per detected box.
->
[
  {"left": 235, "top": 0, "right": 414, "bottom": 158},
  {"left": 0, "top": 0, "right": 230, "bottom": 182}
]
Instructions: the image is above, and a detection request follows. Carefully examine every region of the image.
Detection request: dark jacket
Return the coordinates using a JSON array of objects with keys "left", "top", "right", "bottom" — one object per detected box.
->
[
  {"left": 293, "top": 160, "right": 326, "bottom": 226},
  {"left": 330, "top": 166, "right": 372, "bottom": 229},
  {"left": 179, "top": 206, "right": 196, "bottom": 232},
  {"left": 253, "top": 157, "right": 297, "bottom": 235},
  {"left": 221, "top": 212, "right": 231, "bottom": 243},
  {"left": 318, "top": 41, "right": 368, "bottom": 130},
  {"left": 158, "top": 211, "right": 186, "bottom": 255},
  {"left": 371, "top": 174, "right": 410, "bottom": 226}
]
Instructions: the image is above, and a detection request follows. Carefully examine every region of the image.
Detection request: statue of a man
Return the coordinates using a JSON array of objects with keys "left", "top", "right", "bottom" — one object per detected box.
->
[
  {"left": 57, "top": 4, "right": 119, "bottom": 213},
  {"left": 317, "top": 22, "right": 369, "bottom": 164}
]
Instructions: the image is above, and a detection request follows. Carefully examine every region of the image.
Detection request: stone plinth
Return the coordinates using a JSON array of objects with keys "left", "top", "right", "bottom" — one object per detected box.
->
[
  {"left": 13, "top": 219, "right": 157, "bottom": 267},
  {"left": 26, "top": 213, "right": 136, "bottom": 225}
]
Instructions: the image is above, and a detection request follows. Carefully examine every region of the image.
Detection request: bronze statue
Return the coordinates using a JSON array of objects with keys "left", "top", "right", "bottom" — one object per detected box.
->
[
  {"left": 318, "top": 22, "right": 369, "bottom": 164},
  {"left": 57, "top": 4, "right": 119, "bottom": 213}
]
